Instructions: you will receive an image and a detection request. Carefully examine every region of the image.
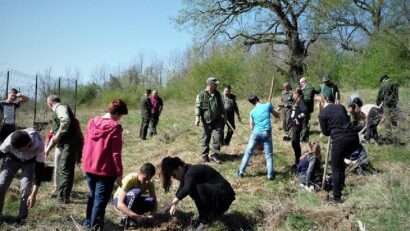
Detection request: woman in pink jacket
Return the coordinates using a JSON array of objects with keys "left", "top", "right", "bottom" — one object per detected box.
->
[{"left": 82, "top": 99, "right": 128, "bottom": 230}]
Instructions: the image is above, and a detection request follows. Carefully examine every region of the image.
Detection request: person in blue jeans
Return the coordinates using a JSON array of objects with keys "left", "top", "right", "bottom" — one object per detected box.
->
[{"left": 237, "top": 94, "right": 279, "bottom": 180}]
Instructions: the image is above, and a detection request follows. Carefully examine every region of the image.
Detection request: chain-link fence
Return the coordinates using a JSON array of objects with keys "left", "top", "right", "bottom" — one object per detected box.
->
[{"left": 1, "top": 69, "right": 78, "bottom": 131}]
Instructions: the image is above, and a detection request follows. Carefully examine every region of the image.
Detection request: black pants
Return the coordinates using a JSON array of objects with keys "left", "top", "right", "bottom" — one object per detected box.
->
[
  {"left": 331, "top": 135, "right": 359, "bottom": 199},
  {"left": 291, "top": 125, "right": 302, "bottom": 164},
  {"left": 149, "top": 114, "right": 160, "bottom": 136},
  {"left": 223, "top": 113, "right": 235, "bottom": 146},
  {"left": 0, "top": 124, "right": 16, "bottom": 142},
  {"left": 139, "top": 116, "right": 150, "bottom": 139},
  {"left": 189, "top": 182, "right": 235, "bottom": 223},
  {"left": 300, "top": 114, "right": 311, "bottom": 141},
  {"left": 364, "top": 124, "right": 379, "bottom": 142}
]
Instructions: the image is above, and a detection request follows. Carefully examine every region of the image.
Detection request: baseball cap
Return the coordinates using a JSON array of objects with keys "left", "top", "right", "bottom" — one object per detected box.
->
[
  {"left": 206, "top": 77, "right": 220, "bottom": 85},
  {"left": 322, "top": 75, "right": 330, "bottom": 82}
]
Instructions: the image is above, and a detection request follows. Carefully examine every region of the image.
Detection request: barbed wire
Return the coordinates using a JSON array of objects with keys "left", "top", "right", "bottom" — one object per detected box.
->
[
  {"left": 9, "top": 69, "right": 36, "bottom": 80},
  {"left": 0, "top": 68, "right": 79, "bottom": 128}
]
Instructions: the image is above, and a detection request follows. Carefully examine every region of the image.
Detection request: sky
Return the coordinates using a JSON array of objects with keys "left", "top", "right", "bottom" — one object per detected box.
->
[{"left": 0, "top": 0, "right": 193, "bottom": 81}]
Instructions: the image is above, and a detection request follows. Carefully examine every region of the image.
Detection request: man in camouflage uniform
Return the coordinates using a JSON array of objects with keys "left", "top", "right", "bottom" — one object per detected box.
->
[
  {"left": 222, "top": 84, "right": 241, "bottom": 146},
  {"left": 376, "top": 74, "right": 399, "bottom": 132},
  {"left": 278, "top": 82, "right": 294, "bottom": 140},
  {"left": 195, "top": 77, "right": 225, "bottom": 164},
  {"left": 45, "top": 95, "right": 83, "bottom": 204},
  {"left": 299, "top": 77, "right": 318, "bottom": 142},
  {"left": 319, "top": 75, "right": 340, "bottom": 104}
]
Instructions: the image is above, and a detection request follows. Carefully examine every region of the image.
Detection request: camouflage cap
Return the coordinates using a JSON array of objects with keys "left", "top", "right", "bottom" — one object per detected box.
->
[
  {"left": 322, "top": 75, "right": 330, "bottom": 82},
  {"left": 206, "top": 77, "right": 220, "bottom": 85}
]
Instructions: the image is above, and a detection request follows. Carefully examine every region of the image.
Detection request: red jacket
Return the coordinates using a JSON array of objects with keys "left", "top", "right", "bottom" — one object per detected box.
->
[{"left": 82, "top": 116, "right": 123, "bottom": 177}]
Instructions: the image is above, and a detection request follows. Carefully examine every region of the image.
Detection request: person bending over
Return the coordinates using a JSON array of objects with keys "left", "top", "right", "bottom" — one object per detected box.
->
[
  {"left": 318, "top": 95, "right": 359, "bottom": 203},
  {"left": 113, "top": 163, "right": 157, "bottom": 228},
  {"left": 160, "top": 156, "right": 235, "bottom": 231},
  {"left": 0, "top": 129, "right": 45, "bottom": 225}
]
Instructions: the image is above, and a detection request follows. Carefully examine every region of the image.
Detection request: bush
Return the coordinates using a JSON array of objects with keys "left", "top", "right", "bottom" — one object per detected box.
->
[{"left": 77, "top": 83, "right": 100, "bottom": 105}]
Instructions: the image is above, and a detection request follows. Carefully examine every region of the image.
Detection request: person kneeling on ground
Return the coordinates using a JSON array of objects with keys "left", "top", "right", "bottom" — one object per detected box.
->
[
  {"left": 160, "top": 156, "right": 235, "bottom": 231},
  {"left": 297, "top": 142, "right": 322, "bottom": 192},
  {"left": 0, "top": 129, "right": 45, "bottom": 225},
  {"left": 113, "top": 163, "right": 157, "bottom": 228}
]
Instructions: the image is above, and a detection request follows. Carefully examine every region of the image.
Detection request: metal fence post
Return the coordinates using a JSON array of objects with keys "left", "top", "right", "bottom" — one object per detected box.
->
[
  {"left": 58, "top": 77, "right": 61, "bottom": 96},
  {"left": 5, "top": 70, "right": 9, "bottom": 99},
  {"left": 33, "top": 74, "right": 38, "bottom": 126},
  {"left": 74, "top": 79, "right": 78, "bottom": 116}
]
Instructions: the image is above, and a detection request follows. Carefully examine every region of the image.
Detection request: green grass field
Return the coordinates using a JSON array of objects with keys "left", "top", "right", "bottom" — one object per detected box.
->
[{"left": 1, "top": 87, "right": 409, "bottom": 231}]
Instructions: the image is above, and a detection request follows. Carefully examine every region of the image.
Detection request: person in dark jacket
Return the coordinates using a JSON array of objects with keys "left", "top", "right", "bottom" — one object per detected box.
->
[
  {"left": 45, "top": 95, "right": 83, "bottom": 204},
  {"left": 299, "top": 77, "right": 319, "bottom": 142},
  {"left": 376, "top": 74, "right": 399, "bottom": 133},
  {"left": 278, "top": 82, "right": 294, "bottom": 140},
  {"left": 318, "top": 96, "right": 359, "bottom": 203},
  {"left": 318, "top": 75, "right": 340, "bottom": 104},
  {"left": 139, "top": 89, "right": 152, "bottom": 140},
  {"left": 160, "top": 156, "right": 235, "bottom": 231},
  {"left": 290, "top": 89, "right": 308, "bottom": 168},
  {"left": 195, "top": 77, "right": 225, "bottom": 164},
  {"left": 222, "top": 84, "right": 241, "bottom": 146}
]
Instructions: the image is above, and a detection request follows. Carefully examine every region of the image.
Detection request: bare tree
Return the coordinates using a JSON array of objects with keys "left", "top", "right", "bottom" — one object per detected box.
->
[
  {"left": 176, "top": 0, "right": 329, "bottom": 82},
  {"left": 317, "top": 0, "right": 410, "bottom": 51},
  {"left": 91, "top": 63, "right": 110, "bottom": 86}
]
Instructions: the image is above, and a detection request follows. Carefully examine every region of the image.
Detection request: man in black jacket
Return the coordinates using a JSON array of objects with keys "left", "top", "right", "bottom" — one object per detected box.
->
[
  {"left": 139, "top": 89, "right": 152, "bottom": 140},
  {"left": 222, "top": 84, "right": 241, "bottom": 146},
  {"left": 319, "top": 97, "right": 359, "bottom": 203},
  {"left": 290, "top": 89, "right": 308, "bottom": 168}
]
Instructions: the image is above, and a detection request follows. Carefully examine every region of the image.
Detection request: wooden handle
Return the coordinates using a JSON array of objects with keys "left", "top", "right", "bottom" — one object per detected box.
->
[
  {"left": 268, "top": 76, "right": 275, "bottom": 103},
  {"left": 321, "top": 136, "right": 332, "bottom": 190}
]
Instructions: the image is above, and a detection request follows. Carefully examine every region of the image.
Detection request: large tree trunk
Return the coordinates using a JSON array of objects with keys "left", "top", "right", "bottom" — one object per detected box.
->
[{"left": 288, "top": 33, "right": 306, "bottom": 83}]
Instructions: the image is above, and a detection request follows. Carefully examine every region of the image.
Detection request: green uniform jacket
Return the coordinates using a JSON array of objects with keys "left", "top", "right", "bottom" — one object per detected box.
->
[
  {"left": 52, "top": 104, "right": 83, "bottom": 145},
  {"left": 280, "top": 90, "right": 294, "bottom": 108},
  {"left": 222, "top": 93, "right": 239, "bottom": 116},
  {"left": 319, "top": 83, "right": 340, "bottom": 103},
  {"left": 195, "top": 90, "right": 224, "bottom": 123},
  {"left": 377, "top": 80, "right": 399, "bottom": 108},
  {"left": 302, "top": 84, "right": 317, "bottom": 113}
]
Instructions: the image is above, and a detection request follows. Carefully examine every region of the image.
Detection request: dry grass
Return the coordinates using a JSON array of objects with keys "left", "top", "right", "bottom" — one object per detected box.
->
[{"left": 1, "top": 87, "right": 409, "bottom": 230}]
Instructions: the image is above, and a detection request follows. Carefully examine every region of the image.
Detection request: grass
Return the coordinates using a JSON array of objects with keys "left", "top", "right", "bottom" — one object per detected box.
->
[
  {"left": 2, "top": 87, "right": 409, "bottom": 230},
  {"left": 286, "top": 213, "right": 315, "bottom": 231}
]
